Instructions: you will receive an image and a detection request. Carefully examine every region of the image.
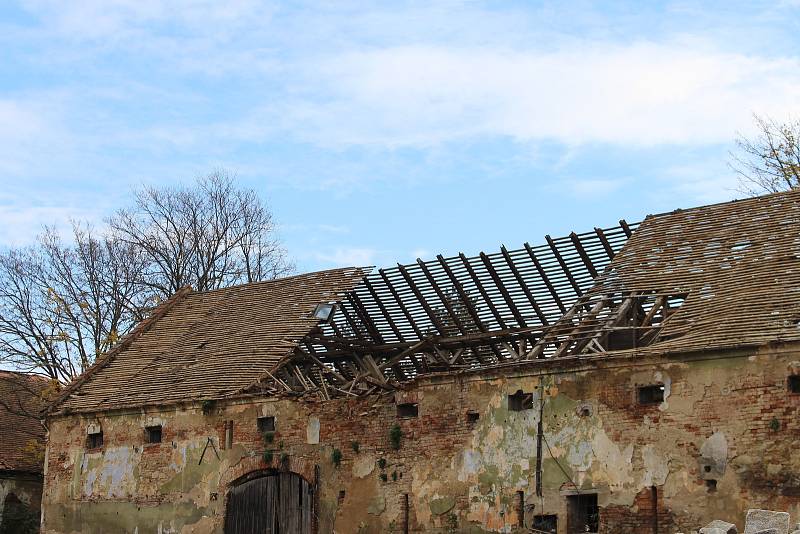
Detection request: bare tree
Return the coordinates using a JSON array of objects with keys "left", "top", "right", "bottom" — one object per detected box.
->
[
  {"left": 0, "top": 225, "right": 147, "bottom": 382},
  {"left": 0, "top": 170, "right": 292, "bottom": 382},
  {"left": 731, "top": 114, "right": 800, "bottom": 194},
  {"left": 109, "top": 171, "right": 293, "bottom": 294}
]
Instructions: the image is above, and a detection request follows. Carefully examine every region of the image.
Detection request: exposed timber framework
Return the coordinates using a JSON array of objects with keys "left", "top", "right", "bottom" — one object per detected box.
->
[{"left": 251, "top": 220, "right": 684, "bottom": 399}]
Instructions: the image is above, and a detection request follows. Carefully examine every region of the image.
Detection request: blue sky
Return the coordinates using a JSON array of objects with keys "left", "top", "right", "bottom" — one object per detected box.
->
[{"left": 1, "top": 1, "right": 799, "bottom": 272}]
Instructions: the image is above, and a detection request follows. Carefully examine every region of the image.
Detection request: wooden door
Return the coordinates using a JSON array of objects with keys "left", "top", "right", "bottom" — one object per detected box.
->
[{"left": 225, "top": 472, "right": 313, "bottom": 534}]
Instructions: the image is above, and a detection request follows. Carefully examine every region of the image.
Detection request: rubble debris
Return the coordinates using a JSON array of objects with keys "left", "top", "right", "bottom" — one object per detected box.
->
[{"left": 700, "top": 519, "right": 738, "bottom": 534}]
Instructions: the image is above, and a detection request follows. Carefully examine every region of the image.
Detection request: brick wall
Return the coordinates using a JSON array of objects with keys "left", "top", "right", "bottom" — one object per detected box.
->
[{"left": 42, "top": 344, "right": 800, "bottom": 533}]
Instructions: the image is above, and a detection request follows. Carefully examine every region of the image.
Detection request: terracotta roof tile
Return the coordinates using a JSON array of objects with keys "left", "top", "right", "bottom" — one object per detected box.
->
[
  {"left": 0, "top": 371, "right": 49, "bottom": 473},
  {"left": 54, "top": 267, "right": 367, "bottom": 414},
  {"left": 593, "top": 189, "right": 800, "bottom": 354}
]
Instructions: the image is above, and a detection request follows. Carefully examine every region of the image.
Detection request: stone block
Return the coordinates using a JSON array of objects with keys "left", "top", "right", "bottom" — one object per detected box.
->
[
  {"left": 743, "top": 509, "right": 790, "bottom": 534},
  {"left": 700, "top": 520, "right": 737, "bottom": 534}
]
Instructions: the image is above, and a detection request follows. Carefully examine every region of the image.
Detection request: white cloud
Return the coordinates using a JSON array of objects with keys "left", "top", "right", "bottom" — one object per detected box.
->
[{"left": 271, "top": 41, "right": 800, "bottom": 148}]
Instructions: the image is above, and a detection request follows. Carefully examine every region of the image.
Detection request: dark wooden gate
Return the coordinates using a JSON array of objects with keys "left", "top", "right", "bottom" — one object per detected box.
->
[{"left": 224, "top": 472, "right": 313, "bottom": 534}]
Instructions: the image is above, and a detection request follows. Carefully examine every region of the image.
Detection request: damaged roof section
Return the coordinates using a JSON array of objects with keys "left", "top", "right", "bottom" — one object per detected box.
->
[
  {"left": 53, "top": 268, "right": 368, "bottom": 414},
  {"left": 260, "top": 222, "right": 636, "bottom": 398},
  {"left": 588, "top": 189, "right": 800, "bottom": 355},
  {"left": 261, "top": 190, "right": 800, "bottom": 399},
  {"left": 49, "top": 189, "right": 800, "bottom": 410}
]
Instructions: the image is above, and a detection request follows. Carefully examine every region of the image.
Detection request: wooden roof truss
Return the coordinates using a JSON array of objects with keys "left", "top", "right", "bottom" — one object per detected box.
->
[{"left": 255, "top": 221, "right": 692, "bottom": 399}]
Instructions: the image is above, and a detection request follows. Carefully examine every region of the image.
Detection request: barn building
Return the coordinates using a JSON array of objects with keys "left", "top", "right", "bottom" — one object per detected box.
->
[{"left": 42, "top": 190, "right": 800, "bottom": 533}]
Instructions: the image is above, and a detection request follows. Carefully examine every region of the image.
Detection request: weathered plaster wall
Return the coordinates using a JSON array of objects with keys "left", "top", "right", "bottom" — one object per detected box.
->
[
  {"left": 0, "top": 472, "right": 42, "bottom": 529},
  {"left": 42, "top": 344, "right": 800, "bottom": 533}
]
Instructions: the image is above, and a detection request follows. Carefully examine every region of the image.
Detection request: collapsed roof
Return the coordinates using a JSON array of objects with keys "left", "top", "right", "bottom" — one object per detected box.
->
[{"left": 49, "top": 190, "right": 800, "bottom": 413}]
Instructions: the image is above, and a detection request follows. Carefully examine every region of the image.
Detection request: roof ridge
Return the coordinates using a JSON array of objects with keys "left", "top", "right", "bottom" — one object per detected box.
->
[
  {"left": 45, "top": 286, "right": 193, "bottom": 415},
  {"left": 190, "top": 266, "right": 371, "bottom": 296},
  {"left": 645, "top": 187, "right": 800, "bottom": 220}
]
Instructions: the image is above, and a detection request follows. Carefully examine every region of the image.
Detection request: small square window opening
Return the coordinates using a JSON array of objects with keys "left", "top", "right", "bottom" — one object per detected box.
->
[
  {"left": 257, "top": 416, "right": 275, "bottom": 433},
  {"left": 638, "top": 384, "right": 665, "bottom": 405},
  {"left": 788, "top": 375, "right": 800, "bottom": 394},
  {"left": 508, "top": 390, "right": 534, "bottom": 411},
  {"left": 397, "top": 403, "right": 418, "bottom": 418},
  {"left": 145, "top": 425, "right": 162, "bottom": 444},
  {"left": 86, "top": 431, "right": 103, "bottom": 449},
  {"left": 466, "top": 411, "right": 480, "bottom": 424}
]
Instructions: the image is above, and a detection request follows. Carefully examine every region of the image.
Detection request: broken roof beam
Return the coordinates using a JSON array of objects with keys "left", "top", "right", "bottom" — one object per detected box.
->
[
  {"left": 458, "top": 253, "right": 508, "bottom": 331},
  {"left": 347, "top": 292, "right": 385, "bottom": 344},
  {"left": 435, "top": 254, "right": 500, "bottom": 363},
  {"left": 416, "top": 259, "right": 469, "bottom": 335}
]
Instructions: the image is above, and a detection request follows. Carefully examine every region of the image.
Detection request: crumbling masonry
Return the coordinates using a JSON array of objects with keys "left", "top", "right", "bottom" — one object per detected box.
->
[{"left": 42, "top": 191, "right": 800, "bottom": 533}]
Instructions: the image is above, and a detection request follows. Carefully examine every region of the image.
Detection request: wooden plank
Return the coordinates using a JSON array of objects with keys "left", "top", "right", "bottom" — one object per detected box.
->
[
  {"left": 500, "top": 245, "right": 549, "bottom": 325},
  {"left": 545, "top": 234, "right": 583, "bottom": 297},
  {"left": 458, "top": 253, "right": 508, "bottom": 331},
  {"left": 570, "top": 232, "right": 599, "bottom": 278},
  {"left": 594, "top": 227, "right": 616, "bottom": 260},
  {"left": 523, "top": 243, "right": 567, "bottom": 315},
  {"left": 397, "top": 264, "right": 449, "bottom": 335},
  {"left": 363, "top": 277, "right": 405, "bottom": 342},
  {"left": 379, "top": 268, "right": 425, "bottom": 339}
]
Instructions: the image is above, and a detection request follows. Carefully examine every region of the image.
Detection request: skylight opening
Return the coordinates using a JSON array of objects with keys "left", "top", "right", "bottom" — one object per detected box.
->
[{"left": 312, "top": 303, "right": 337, "bottom": 323}]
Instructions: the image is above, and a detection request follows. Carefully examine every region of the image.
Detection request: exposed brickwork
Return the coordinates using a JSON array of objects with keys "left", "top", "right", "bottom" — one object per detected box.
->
[{"left": 42, "top": 346, "right": 800, "bottom": 533}]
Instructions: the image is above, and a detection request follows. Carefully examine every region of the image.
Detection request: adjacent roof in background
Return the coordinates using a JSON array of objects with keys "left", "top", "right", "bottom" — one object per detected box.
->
[
  {"left": 0, "top": 371, "right": 49, "bottom": 473},
  {"left": 52, "top": 268, "right": 368, "bottom": 414}
]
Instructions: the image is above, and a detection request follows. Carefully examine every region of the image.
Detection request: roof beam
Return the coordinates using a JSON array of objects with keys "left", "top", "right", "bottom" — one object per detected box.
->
[{"left": 500, "top": 245, "right": 549, "bottom": 325}]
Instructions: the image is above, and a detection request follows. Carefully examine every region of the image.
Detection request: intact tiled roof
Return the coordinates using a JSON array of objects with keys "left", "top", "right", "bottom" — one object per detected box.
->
[
  {"left": 592, "top": 188, "right": 800, "bottom": 355},
  {"left": 0, "top": 371, "right": 49, "bottom": 473},
  {"left": 52, "top": 268, "right": 368, "bottom": 414}
]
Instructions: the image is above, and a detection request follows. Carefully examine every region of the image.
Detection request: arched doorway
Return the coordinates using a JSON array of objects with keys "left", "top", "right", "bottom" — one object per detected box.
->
[{"left": 224, "top": 471, "right": 313, "bottom": 534}]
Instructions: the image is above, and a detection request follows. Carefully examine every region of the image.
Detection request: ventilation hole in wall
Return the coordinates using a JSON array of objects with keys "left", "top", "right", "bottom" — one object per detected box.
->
[
  {"left": 86, "top": 431, "right": 103, "bottom": 449},
  {"left": 703, "top": 465, "right": 711, "bottom": 473},
  {"left": 257, "top": 416, "right": 275, "bottom": 432},
  {"left": 145, "top": 425, "right": 162, "bottom": 444},
  {"left": 337, "top": 490, "right": 346, "bottom": 505},
  {"left": 508, "top": 390, "right": 534, "bottom": 411},
  {"left": 788, "top": 375, "right": 800, "bottom": 394},
  {"left": 706, "top": 479, "right": 717, "bottom": 492},
  {"left": 467, "top": 411, "right": 480, "bottom": 424},
  {"left": 638, "top": 384, "right": 665, "bottom": 405},
  {"left": 397, "top": 402, "right": 418, "bottom": 418}
]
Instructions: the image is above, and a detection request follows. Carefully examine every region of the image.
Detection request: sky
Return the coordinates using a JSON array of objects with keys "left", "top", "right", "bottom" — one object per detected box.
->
[{"left": 1, "top": 1, "right": 799, "bottom": 272}]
